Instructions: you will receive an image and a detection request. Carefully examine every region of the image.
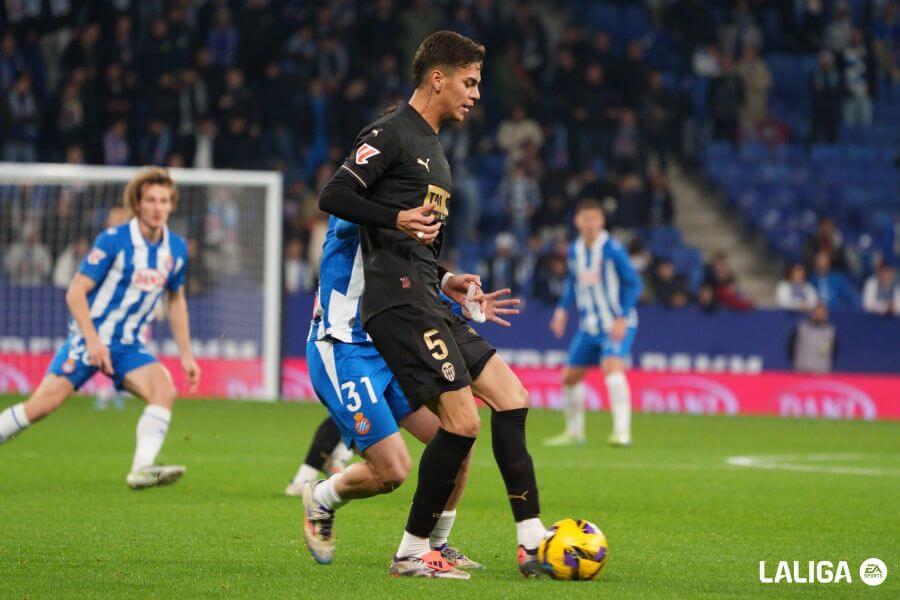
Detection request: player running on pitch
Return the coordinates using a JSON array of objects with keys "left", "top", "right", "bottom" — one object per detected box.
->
[
  {"left": 301, "top": 215, "right": 519, "bottom": 578},
  {"left": 546, "top": 199, "right": 643, "bottom": 447},
  {"left": 0, "top": 167, "right": 200, "bottom": 489},
  {"left": 316, "top": 31, "right": 548, "bottom": 578}
]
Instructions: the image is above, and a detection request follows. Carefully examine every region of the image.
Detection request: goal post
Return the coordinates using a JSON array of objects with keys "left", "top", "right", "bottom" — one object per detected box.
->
[{"left": 0, "top": 163, "right": 282, "bottom": 400}]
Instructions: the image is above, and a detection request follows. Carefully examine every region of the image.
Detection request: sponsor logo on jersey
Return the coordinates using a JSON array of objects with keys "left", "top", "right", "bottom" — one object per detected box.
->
[
  {"left": 400, "top": 277, "right": 411, "bottom": 289},
  {"left": 353, "top": 412, "right": 371, "bottom": 435},
  {"left": 423, "top": 184, "right": 450, "bottom": 221},
  {"left": 441, "top": 362, "right": 456, "bottom": 381},
  {"left": 132, "top": 269, "right": 167, "bottom": 292},
  {"left": 355, "top": 143, "right": 380, "bottom": 165},
  {"left": 87, "top": 247, "right": 107, "bottom": 265},
  {"left": 417, "top": 157, "right": 431, "bottom": 172}
]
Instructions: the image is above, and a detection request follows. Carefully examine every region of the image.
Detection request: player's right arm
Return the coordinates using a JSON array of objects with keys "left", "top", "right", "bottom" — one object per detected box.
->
[
  {"left": 550, "top": 253, "right": 576, "bottom": 338},
  {"left": 318, "top": 125, "right": 440, "bottom": 243},
  {"left": 66, "top": 231, "right": 119, "bottom": 374}
]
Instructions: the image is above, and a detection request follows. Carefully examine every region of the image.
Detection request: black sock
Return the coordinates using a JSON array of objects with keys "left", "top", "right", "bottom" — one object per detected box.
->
[
  {"left": 492, "top": 408, "right": 541, "bottom": 521},
  {"left": 406, "top": 428, "right": 476, "bottom": 538},
  {"left": 303, "top": 417, "right": 342, "bottom": 471}
]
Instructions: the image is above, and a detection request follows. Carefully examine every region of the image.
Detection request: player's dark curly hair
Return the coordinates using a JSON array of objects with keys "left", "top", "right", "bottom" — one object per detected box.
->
[{"left": 412, "top": 31, "right": 485, "bottom": 88}]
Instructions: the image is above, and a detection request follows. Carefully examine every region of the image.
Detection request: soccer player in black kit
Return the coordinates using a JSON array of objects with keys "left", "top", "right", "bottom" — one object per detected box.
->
[{"left": 315, "top": 31, "right": 546, "bottom": 579}]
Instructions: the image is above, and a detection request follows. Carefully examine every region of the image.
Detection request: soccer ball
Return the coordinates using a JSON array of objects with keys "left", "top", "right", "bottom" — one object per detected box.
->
[{"left": 537, "top": 518, "right": 609, "bottom": 581}]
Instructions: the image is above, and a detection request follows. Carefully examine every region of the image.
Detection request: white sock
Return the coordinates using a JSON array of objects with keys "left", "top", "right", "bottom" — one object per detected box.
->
[
  {"left": 0, "top": 403, "right": 31, "bottom": 443},
  {"left": 516, "top": 517, "right": 546, "bottom": 550},
  {"left": 397, "top": 530, "right": 431, "bottom": 558},
  {"left": 606, "top": 372, "right": 632, "bottom": 437},
  {"left": 429, "top": 510, "right": 457, "bottom": 548},
  {"left": 293, "top": 464, "right": 319, "bottom": 485},
  {"left": 131, "top": 405, "right": 171, "bottom": 472},
  {"left": 563, "top": 383, "right": 585, "bottom": 438},
  {"left": 326, "top": 442, "right": 354, "bottom": 472},
  {"left": 312, "top": 472, "right": 345, "bottom": 511}
]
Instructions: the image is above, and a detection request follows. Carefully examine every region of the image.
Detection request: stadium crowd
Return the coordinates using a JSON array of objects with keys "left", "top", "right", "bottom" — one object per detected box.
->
[{"left": 1, "top": 0, "right": 898, "bottom": 315}]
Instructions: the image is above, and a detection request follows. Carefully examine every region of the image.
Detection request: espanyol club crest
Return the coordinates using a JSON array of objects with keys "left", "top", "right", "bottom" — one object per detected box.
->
[
  {"left": 355, "top": 143, "right": 380, "bottom": 165},
  {"left": 87, "top": 247, "right": 107, "bottom": 265},
  {"left": 354, "top": 412, "right": 371, "bottom": 435},
  {"left": 62, "top": 358, "right": 76, "bottom": 374}
]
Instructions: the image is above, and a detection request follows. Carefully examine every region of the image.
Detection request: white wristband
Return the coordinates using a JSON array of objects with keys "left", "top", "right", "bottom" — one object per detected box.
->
[{"left": 441, "top": 271, "right": 455, "bottom": 290}]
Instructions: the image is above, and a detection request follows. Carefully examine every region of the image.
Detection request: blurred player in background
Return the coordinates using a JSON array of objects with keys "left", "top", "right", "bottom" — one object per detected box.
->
[
  {"left": 284, "top": 416, "right": 353, "bottom": 496},
  {"left": 548, "top": 200, "right": 643, "bottom": 447},
  {"left": 301, "top": 215, "right": 519, "bottom": 574},
  {"left": 0, "top": 167, "right": 200, "bottom": 489}
]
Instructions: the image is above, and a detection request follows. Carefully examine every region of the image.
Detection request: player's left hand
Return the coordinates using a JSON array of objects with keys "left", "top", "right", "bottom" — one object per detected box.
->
[
  {"left": 181, "top": 355, "right": 201, "bottom": 393},
  {"left": 442, "top": 273, "right": 482, "bottom": 305},
  {"left": 479, "top": 288, "right": 521, "bottom": 327},
  {"left": 610, "top": 317, "right": 628, "bottom": 342}
]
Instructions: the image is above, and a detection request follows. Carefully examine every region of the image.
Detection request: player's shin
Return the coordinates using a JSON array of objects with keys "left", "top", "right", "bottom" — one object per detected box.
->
[
  {"left": 131, "top": 404, "right": 171, "bottom": 471},
  {"left": 0, "top": 403, "right": 31, "bottom": 443},
  {"left": 491, "top": 408, "right": 545, "bottom": 548},
  {"left": 606, "top": 372, "right": 632, "bottom": 439},
  {"left": 564, "top": 383, "right": 586, "bottom": 438},
  {"left": 398, "top": 428, "right": 475, "bottom": 558}
]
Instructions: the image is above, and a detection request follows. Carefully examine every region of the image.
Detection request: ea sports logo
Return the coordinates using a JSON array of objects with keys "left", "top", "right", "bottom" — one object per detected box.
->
[
  {"left": 441, "top": 362, "right": 455, "bottom": 382},
  {"left": 860, "top": 558, "right": 887, "bottom": 586}
]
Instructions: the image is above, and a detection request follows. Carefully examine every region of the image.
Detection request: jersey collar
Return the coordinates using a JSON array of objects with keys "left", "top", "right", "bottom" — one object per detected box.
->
[
  {"left": 129, "top": 217, "right": 169, "bottom": 249},
  {"left": 401, "top": 102, "right": 438, "bottom": 136}
]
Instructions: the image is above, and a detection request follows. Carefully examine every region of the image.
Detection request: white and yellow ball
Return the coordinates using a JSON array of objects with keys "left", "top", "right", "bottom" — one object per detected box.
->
[{"left": 537, "top": 518, "right": 609, "bottom": 581}]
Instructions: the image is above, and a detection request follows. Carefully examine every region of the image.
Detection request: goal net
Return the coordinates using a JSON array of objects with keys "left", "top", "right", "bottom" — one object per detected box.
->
[{"left": 0, "top": 163, "right": 282, "bottom": 400}]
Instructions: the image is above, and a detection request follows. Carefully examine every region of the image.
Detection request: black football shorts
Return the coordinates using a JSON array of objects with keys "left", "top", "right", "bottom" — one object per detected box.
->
[{"left": 365, "top": 303, "right": 496, "bottom": 409}]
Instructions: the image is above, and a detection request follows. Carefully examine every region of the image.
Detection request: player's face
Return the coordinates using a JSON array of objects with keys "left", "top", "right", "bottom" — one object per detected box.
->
[
  {"left": 443, "top": 63, "right": 481, "bottom": 122},
  {"left": 574, "top": 207, "right": 604, "bottom": 239},
  {"left": 136, "top": 183, "right": 175, "bottom": 229}
]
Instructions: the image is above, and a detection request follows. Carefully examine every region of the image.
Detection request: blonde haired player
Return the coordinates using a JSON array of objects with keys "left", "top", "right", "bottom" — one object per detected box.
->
[
  {"left": 0, "top": 167, "right": 200, "bottom": 488},
  {"left": 546, "top": 199, "right": 643, "bottom": 447}
]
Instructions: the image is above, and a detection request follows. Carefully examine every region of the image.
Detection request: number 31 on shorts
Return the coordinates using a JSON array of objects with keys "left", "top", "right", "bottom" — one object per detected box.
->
[{"left": 341, "top": 377, "right": 377, "bottom": 411}]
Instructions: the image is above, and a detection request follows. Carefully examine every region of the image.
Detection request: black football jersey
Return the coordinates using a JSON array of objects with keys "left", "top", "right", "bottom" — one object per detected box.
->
[{"left": 336, "top": 103, "right": 453, "bottom": 323}]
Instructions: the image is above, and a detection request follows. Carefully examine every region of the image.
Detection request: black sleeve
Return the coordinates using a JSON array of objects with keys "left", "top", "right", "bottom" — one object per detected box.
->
[
  {"left": 319, "top": 170, "right": 399, "bottom": 229},
  {"left": 319, "top": 123, "right": 404, "bottom": 228},
  {"left": 437, "top": 264, "right": 448, "bottom": 283}
]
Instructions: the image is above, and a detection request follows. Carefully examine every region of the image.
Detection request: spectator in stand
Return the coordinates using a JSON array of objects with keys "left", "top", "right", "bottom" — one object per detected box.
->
[
  {"left": 696, "top": 282, "right": 718, "bottom": 314},
  {"left": 52, "top": 236, "right": 90, "bottom": 289},
  {"left": 284, "top": 238, "right": 313, "bottom": 295},
  {"left": 639, "top": 70, "right": 673, "bottom": 170},
  {"left": 809, "top": 49, "right": 844, "bottom": 143},
  {"left": 609, "top": 109, "right": 646, "bottom": 174},
  {"left": 872, "top": 2, "right": 900, "bottom": 89},
  {"left": 788, "top": 302, "right": 838, "bottom": 373},
  {"left": 736, "top": 46, "right": 772, "bottom": 134},
  {"left": 708, "top": 54, "right": 744, "bottom": 142},
  {"left": 862, "top": 261, "right": 900, "bottom": 316},
  {"left": 809, "top": 251, "right": 860, "bottom": 310},
  {"left": 533, "top": 243, "right": 569, "bottom": 305},
  {"left": 776, "top": 263, "right": 818, "bottom": 311},
  {"left": 4, "top": 221, "right": 52, "bottom": 286},
  {"left": 497, "top": 160, "right": 542, "bottom": 242},
  {"left": 825, "top": 1, "right": 854, "bottom": 52},
  {"left": 650, "top": 258, "right": 690, "bottom": 308},
  {"left": 3, "top": 72, "right": 40, "bottom": 162},
  {"left": 805, "top": 216, "right": 849, "bottom": 271},
  {"left": 842, "top": 28, "right": 873, "bottom": 127},
  {"left": 497, "top": 105, "right": 544, "bottom": 170},
  {"left": 103, "top": 119, "right": 130, "bottom": 166},
  {"left": 483, "top": 232, "right": 521, "bottom": 294},
  {"left": 645, "top": 171, "right": 675, "bottom": 227},
  {"left": 1, "top": 32, "right": 27, "bottom": 90},
  {"left": 705, "top": 252, "right": 753, "bottom": 310}
]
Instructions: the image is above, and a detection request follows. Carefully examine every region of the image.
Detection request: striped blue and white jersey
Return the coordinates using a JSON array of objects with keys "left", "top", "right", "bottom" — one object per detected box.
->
[
  {"left": 71, "top": 218, "right": 188, "bottom": 345},
  {"left": 308, "top": 216, "right": 465, "bottom": 344},
  {"left": 558, "top": 231, "right": 643, "bottom": 335},
  {"left": 308, "top": 216, "right": 370, "bottom": 344}
]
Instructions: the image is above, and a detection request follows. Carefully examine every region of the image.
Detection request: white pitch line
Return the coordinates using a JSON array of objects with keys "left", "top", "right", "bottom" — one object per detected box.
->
[{"left": 726, "top": 454, "right": 900, "bottom": 476}]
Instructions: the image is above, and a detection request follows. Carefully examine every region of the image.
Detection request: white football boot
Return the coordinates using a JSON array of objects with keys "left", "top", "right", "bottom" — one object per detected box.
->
[{"left": 126, "top": 465, "right": 186, "bottom": 489}]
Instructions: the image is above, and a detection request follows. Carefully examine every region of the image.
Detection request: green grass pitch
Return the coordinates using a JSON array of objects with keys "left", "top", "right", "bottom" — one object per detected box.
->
[{"left": 0, "top": 395, "right": 897, "bottom": 598}]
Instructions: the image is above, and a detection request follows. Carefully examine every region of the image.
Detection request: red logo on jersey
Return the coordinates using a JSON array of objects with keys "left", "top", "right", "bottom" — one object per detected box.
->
[
  {"left": 355, "top": 143, "right": 381, "bottom": 165},
  {"left": 132, "top": 269, "right": 166, "bottom": 292},
  {"left": 400, "top": 277, "right": 411, "bottom": 289},
  {"left": 87, "top": 247, "right": 107, "bottom": 265}
]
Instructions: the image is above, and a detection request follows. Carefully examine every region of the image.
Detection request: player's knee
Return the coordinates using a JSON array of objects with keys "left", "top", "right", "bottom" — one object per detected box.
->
[
  {"left": 149, "top": 380, "right": 177, "bottom": 408},
  {"left": 447, "top": 414, "right": 480, "bottom": 438},
  {"left": 379, "top": 459, "right": 411, "bottom": 492},
  {"left": 562, "top": 369, "right": 581, "bottom": 386}
]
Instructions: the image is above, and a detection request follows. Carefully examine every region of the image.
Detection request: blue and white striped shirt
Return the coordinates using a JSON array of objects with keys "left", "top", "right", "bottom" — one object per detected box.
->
[
  {"left": 72, "top": 218, "right": 188, "bottom": 345},
  {"left": 558, "top": 232, "right": 642, "bottom": 335}
]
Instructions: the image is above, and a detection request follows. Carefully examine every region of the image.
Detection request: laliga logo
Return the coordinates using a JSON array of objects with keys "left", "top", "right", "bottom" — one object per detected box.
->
[
  {"left": 778, "top": 381, "right": 876, "bottom": 421},
  {"left": 640, "top": 376, "right": 739, "bottom": 415},
  {"left": 759, "top": 558, "right": 886, "bottom": 586}
]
